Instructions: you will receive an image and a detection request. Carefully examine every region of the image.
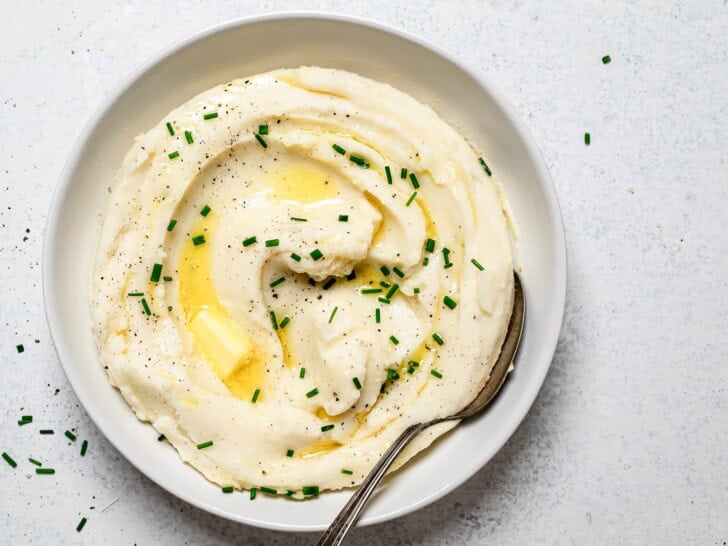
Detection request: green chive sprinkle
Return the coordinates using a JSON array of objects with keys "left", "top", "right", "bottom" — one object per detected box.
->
[
  {"left": 196, "top": 441, "right": 214, "bottom": 449},
  {"left": 221, "top": 486, "right": 234, "bottom": 493},
  {"left": 400, "top": 167, "right": 407, "bottom": 179},
  {"left": 251, "top": 388, "right": 260, "bottom": 403},
  {"left": 479, "top": 156, "right": 492, "bottom": 176},
  {"left": 338, "top": 214, "right": 348, "bottom": 222},
  {"left": 290, "top": 252, "right": 301, "bottom": 262},
  {"left": 265, "top": 239, "right": 280, "bottom": 247},
  {"left": 361, "top": 288, "right": 382, "bottom": 294},
  {"left": 28, "top": 457, "right": 42, "bottom": 467},
  {"left": 258, "top": 124, "right": 269, "bottom": 135},
  {"left": 341, "top": 469, "right": 353, "bottom": 475},
  {"left": 375, "top": 308, "right": 381, "bottom": 323},
  {"left": 409, "top": 173, "right": 420, "bottom": 189},
  {"left": 414, "top": 287, "right": 420, "bottom": 294},
  {"left": 390, "top": 335, "right": 399, "bottom": 345},
  {"left": 18, "top": 417, "right": 32, "bottom": 426},
  {"left": 270, "top": 311, "right": 278, "bottom": 330},
  {"left": 353, "top": 377, "right": 362, "bottom": 390},
  {"left": 585, "top": 132, "right": 591, "bottom": 145},
  {"left": 243, "top": 235, "right": 257, "bottom": 247},
  {"left": 432, "top": 333, "right": 444, "bottom": 345},
  {"left": 290, "top": 217, "right": 307, "bottom": 222},
  {"left": 378, "top": 297, "right": 391, "bottom": 304},
  {"left": 36, "top": 468, "right": 55, "bottom": 474},
  {"left": 192, "top": 235, "right": 206, "bottom": 246},
  {"left": 380, "top": 265, "right": 391, "bottom": 276},
  {"left": 163, "top": 276, "right": 173, "bottom": 282},
  {"left": 410, "top": 360, "right": 420, "bottom": 368},
  {"left": 431, "top": 370, "right": 443, "bottom": 379},
  {"left": 423, "top": 257, "right": 429, "bottom": 266},
  {"left": 157, "top": 435, "right": 165, "bottom": 442},
  {"left": 380, "top": 281, "right": 390, "bottom": 288},
  {"left": 387, "top": 369, "right": 400, "bottom": 380},
  {"left": 260, "top": 486, "right": 277, "bottom": 495},
  {"left": 286, "top": 489, "right": 296, "bottom": 496},
  {"left": 65, "top": 430, "right": 77, "bottom": 441},
  {"left": 442, "top": 247, "right": 453, "bottom": 269},
  {"left": 2, "top": 452, "right": 17, "bottom": 468},
  {"left": 299, "top": 368, "right": 306, "bottom": 379},
  {"left": 279, "top": 316, "right": 290, "bottom": 329},
  {"left": 332, "top": 144, "right": 346, "bottom": 155},
  {"left": 286, "top": 449, "right": 294, "bottom": 457},
  {"left": 349, "top": 155, "right": 368, "bottom": 167},
  {"left": 385, "top": 165, "right": 392, "bottom": 184},
  {"left": 81, "top": 440, "right": 88, "bottom": 456},
  {"left": 200, "top": 205, "right": 211, "bottom": 217},
  {"left": 254, "top": 133, "right": 267, "bottom": 148},
  {"left": 76, "top": 517, "right": 87, "bottom": 532},
  {"left": 250, "top": 488, "right": 257, "bottom": 500},
  {"left": 16, "top": 344, "right": 24, "bottom": 353},
  {"left": 150, "top": 263, "right": 162, "bottom": 282},
  {"left": 167, "top": 219, "right": 177, "bottom": 231},
  {"left": 306, "top": 388, "right": 319, "bottom": 398},
  {"left": 166, "top": 122, "right": 174, "bottom": 136},
  {"left": 270, "top": 276, "right": 285, "bottom": 288},
  {"left": 168, "top": 151, "right": 180, "bottom": 160},
  {"left": 184, "top": 130, "right": 193, "bottom": 144},
  {"left": 328, "top": 307, "right": 338, "bottom": 323},
  {"left": 141, "top": 298, "right": 151, "bottom": 316},
  {"left": 302, "top": 485, "right": 320, "bottom": 496},
  {"left": 310, "top": 249, "right": 323, "bottom": 260},
  {"left": 322, "top": 278, "right": 336, "bottom": 290},
  {"left": 386, "top": 284, "right": 399, "bottom": 299},
  {"left": 203, "top": 112, "right": 218, "bottom": 120},
  {"left": 126, "top": 291, "right": 141, "bottom": 297},
  {"left": 392, "top": 267, "right": 405, "bottom": 278},
  {"left": 443, "top": 296, "right": 458, "bottom": 310},
  {"left": 406, "top": 192, "right": 417, "bottom": 206},
  {"left": 471, "top": 258, "right": 485, "bottom": 271},
  {"left": 602, "top": 54, "right": 611, "bottom": 64},
  {"left": 40, "top": 429, "right": 54, "bottom": 435},
  {"left": 321, "top": 424, "right": 334, "bottom": 432},
  {"left": 407, "top": 366, "right": 415, "bottom": 374},
  {"left": 425, "top": 238, "right": 436, "bottom": 252}
]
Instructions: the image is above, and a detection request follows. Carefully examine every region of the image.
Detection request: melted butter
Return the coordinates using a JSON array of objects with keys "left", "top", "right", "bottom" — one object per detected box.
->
[
  {"left": 271, "top": 162, "right": 338, "bottom": 205},
  {"left": 178, "top": 216, "right": 264, "bottom": 400},
  {"left": 298, "top": 439, "right": 343, "bottom": 459}
]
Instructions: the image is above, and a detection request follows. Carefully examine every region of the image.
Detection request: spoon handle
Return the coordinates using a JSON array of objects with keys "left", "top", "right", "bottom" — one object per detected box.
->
[{"left": 316, "top": 421, "right": 430, "bottom": 546}]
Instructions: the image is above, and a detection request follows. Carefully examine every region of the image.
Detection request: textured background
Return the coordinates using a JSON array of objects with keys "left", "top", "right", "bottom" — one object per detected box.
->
[{"left": 1, "top": 1, "right": 726, "bottom": 544}]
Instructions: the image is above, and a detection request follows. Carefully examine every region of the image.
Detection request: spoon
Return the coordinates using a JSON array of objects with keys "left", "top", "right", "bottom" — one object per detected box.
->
[{"left": 316, "top": 271, "right": 525, "bottom": 546}]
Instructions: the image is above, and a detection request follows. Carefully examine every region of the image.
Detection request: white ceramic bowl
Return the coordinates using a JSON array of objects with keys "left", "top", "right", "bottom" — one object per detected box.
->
[{"left": 43, "top": 13, "right": 566, "bottom": 532}]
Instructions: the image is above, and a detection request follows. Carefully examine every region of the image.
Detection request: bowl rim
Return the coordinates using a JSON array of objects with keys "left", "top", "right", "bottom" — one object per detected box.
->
[{"left": 42, "top": 11, "right": 567, "bottom": 532}]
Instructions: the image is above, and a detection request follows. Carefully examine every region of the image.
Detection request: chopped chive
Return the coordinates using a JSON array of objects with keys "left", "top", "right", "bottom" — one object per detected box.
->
[
  {"left": 479, "top": 156, "right": 492, "bottom": 176},
  {"left": 192, "top": 234, "right": 206, "bottom": 246},
  {"left": 425, "top": 238, "right": 436, "bottom": 252},
  {"left": 65, "top": 430, "right": 77, "bottom": 441},
  {"left": 279, "top": 316, "right": 290, "bottom": 329},
  {"left": 28, "top": 457, "right": 41, "bottom": 466},
  {"left": 375, "top": 308, "right": 381, "bottom": 323},
  {"left": 286, "top": 449, "right": 294, "bottom": 457},
  {"left": 410, "top": 360, "right": 420, "bottom": 368},
  {"left": 2, "top": 452, "right": 17, "bottom": 468},
  {"left": 380, "top": 265, "right": 390, "bottom": 276},
  {"left": 250, "top": 488, "right": 257, "bottom": 500},
  {"left": 341, "top": 469, "right": 354, "bottom": 475},
  {"left": 353, "top": 377, "right": 362, "bottom": 390},
  {"left": 332, "top": 144, "right": 346, "bottom": 155},
  {"left": 141, "top": 298, "right": 151, "bottom": 316},
  {"left": 306, "top": 388, "right": 319, "bottom": 398},
  {"left": 270, "top": 276, "right": 285, "bottom": 288},
  {"left": 392, "top": 267, "right": 405, "bottom": 278},
  {"left": 602, "top": 54, "right": 611, "bottom": 64},
  {"left": 349, "top": 155, "right": 368, "bottom": 167},
  {"left": 302, "top": 485, "right": 320, "bottom": 496},
  {"left": 254, "top": 133, "right": 267, "bottom": 148},
  {"left": 242, "top": 235, "right": 257, "bottom": 247},
  {"left": 290, "top": 252, "right": 301, "bottom": 262},
  {"left": 16, "top": 344, "right": 24, "bottom": 353},
  {"left": 407, "top": 366, "right": 415, "bottom": 374},
  {"left": 36, "top": 468, "right": 55, "bottom": 474},
  {"left": 76, "top": 517, "right": 88, "bottom": 532},
  {"left": 290, "top": 216, "right": 308, "bottom": 222},
  {"left": 157, "top": 434, "right": 165, "bottom": 442},
  {"left": 432, "top": 333, "right": 444, "bottom": 345},
  {"left": 378, "top": 297, "right": 391, "bottom": 304},
  {"left": 299, "top": 368, "right": 306, "bottom": 379},
  {"left": 320, "top": 424, "right": 334, "bottom": 432},
  {"left": 40, "top": 429, "right": 54, "bottom": 435},
  {"left": 251, "top": 388, "right": 260, "bottom": 403},
  {"left": 168, "top": 151, "right": 180, "bottom": 160},
  {"left": 431, "top": 370, "right": 443, "bottom": 379},
  {"left": 423, "top": 257, "right": 429, "bottom": 266},
  {"left": 406, "top": 192, "right": 417, "bottom": 206},
  {"left": 380, "top": 281, "right": 390, "bottom": 288},
  {"left": 310, "top": 249, "right": 323, "bottom": 260},
  {"left": 221, "top": 486, "right": 234, "bottom": 493},
  {"left": 385, "top": 165, "right": 392, "bottom": 184},
  {"left": 80, "top": 440, "right": 88, "bottom": 456},
  {"left": 400, "top": 167, "right": 407, "bottom": 179},
  {"left": 163, "top": 276, "right": 173, "bottom": 282},
  {"left": 270, "top": 311, "right": 278, "bottom": 330},
  {"left": 166, "top": 122, "right": 174, "bottom": 136},
  {"left": 322, "top": 278, "right": 336, "bottom": 290},
  {"left": 328, "top": 306, "right": 338, "bottom": 323},
  {"left": 203, "top": 112, "right": 218, "bottom": 120},
  {"left": 413, "top": 287, "right": 420, "bottom": 294},
  {"left": 184, "top": 130, "right": 193, "bottom": 144},
  {"left": 127, "top": 292, "right": 143, "bottom": 297},
  {"left": 386, "top": 284, "right": 399, "bottom": 299},
  {"left": 265, "top": 239, "right": 279, "bottom": 247},
  {"left": 200, "top": 205, "right": 211, "bottom": 217},
  {"left": 584, "top": 132, "right": 591, "bottom": 145},
  {"left": 346, "top": 270, "right": 357, "bottom": 281},
  {"left": 471, "top": 258, "right": 485, "bottom": 271},
  {"left": 443, "top": 296, "right": 458, "bottom": 309},
  {"left": 389, "top": 335, "right": 399, "bottom": 345},
  {"left": 258, "top": 124, "right": 269, "bottom": 135},
  {"left": 260, "top": 486, "right": 277, "bottom": 495},
  {"left": 409, "top": 173, "right": 420, "bottom": 189},
  {"left": 387, "top": 369, "right": 400, "bottom": 380},
  {"left": 442, "top": 247, "right": 453, "bottom": 269},
  {"left": 22, "top": 415, "right": 32, "bottom": 420},
  {"left": 150, "top": 263, "right": 163, "bottom": 282},
  {"left": 196, "top": 440, "right": 214, "bottom": 449},
  {"left": 361, "top": 288, "right": 382, "bottom": 294},
  {"left": 338, "top": 214, "right": 348, "bottom": 222},
  {"left": 167, "top": 219, "right": 177, "bottom": 231},
  {"left": 285, "top": 489, "right": 295, "bottom": 497}
]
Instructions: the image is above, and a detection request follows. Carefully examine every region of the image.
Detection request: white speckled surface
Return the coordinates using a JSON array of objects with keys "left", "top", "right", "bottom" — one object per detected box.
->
[{"left": 1, "top": 1, "right": 726, "bottom": 544}]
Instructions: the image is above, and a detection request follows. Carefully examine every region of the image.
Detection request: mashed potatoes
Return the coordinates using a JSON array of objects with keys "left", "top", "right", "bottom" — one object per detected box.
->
[{"left": 91, "top": 67, "right": 514, "bottom": 497}]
